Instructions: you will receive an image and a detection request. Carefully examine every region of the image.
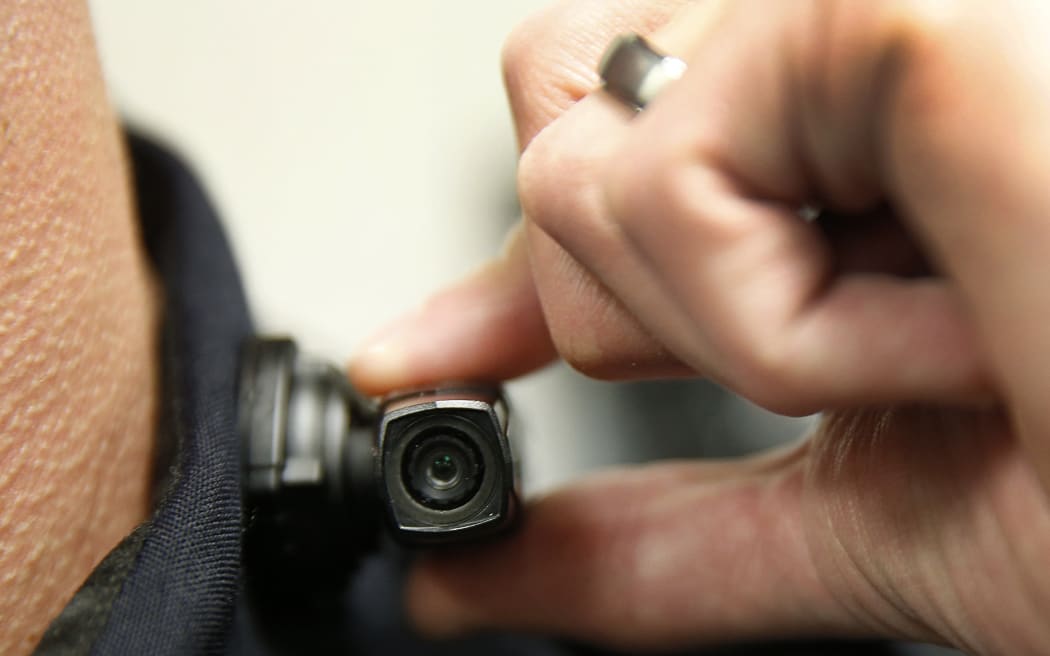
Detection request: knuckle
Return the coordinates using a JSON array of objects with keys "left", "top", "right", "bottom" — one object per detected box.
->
[
  {"left": 738, "top": 345, "right": 793, "bottom": 406},
  {"left": 601, "top": 143, "right": 666, "bottom": 231},
  {"left": 890, "top": 0, "right": 966, "bottom": 44},
  {"left": 516, "top": 133, "right": 555, "bottom": 225},
  {"left": 499, "top": 15, "right": 543, "bottom": 99},
  {"left": 602, "top": 141, "right": 721, "bottom": 244},
  {"left": 499, "top": 1, "right": 595, "bottom": 143},
  {"left": 517, "top": 124, "right": 595, "bottom": 238},
  {"left": 881, "top": 1, "right": 972, "bottom": 104},
  {"left": 725, "top": 337, "right": 820, "bottom": 417}
]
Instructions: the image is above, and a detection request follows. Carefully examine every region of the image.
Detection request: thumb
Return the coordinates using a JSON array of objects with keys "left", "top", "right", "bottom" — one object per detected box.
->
[{"left": 406, "top": 447, "right": 886, "bottom": 649}]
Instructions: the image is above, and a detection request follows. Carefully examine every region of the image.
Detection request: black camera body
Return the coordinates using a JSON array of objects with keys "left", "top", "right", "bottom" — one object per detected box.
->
[
  {"left": 238, "top": 336, "right": 518, "bottom": 596},
  {"left": 378, "top": 386, "right": 517, "bottom": 545}
]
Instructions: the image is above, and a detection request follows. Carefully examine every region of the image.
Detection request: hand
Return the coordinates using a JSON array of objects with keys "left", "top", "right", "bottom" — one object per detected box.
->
[{"left": 351, "top": 1, "right": 1050, "bottom": 653}]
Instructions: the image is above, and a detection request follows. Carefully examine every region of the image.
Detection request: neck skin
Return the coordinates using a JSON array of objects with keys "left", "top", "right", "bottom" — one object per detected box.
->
[{"left": 0, "top": 3, "right": 159, "bottom": 654}]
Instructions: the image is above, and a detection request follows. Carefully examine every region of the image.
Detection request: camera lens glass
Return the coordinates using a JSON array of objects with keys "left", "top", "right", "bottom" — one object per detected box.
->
[{"left": 403, "top": 429, "right": 484, "bottom": 510}]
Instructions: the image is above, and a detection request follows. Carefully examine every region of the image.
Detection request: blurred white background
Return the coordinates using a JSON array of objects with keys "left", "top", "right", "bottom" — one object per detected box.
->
[
  {"left": 89, "top": 1, "right": 536, "bottom": 353},
  {"left": 88, "top": 1, "right": 812, "bottom": 495}
]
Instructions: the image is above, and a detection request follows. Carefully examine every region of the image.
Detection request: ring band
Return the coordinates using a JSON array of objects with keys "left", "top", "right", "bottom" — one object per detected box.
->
[{"left": 599, "top": 34, "right": 687, "bottom": 110}]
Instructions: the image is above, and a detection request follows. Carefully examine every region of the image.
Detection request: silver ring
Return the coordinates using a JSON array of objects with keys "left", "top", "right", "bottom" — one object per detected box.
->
[{"left": 599, "top": 34, "right": 686, "bottom": 110}]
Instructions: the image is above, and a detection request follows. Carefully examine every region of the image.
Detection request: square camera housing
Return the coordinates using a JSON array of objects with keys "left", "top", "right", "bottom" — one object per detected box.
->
[{"left": 377, "top": 385, "right": 517, "bottom": 545}]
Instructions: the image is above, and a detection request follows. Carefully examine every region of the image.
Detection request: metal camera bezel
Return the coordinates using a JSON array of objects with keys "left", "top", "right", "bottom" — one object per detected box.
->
[{"left": 378, "top": 392, "right": 513, "bottom": 543}]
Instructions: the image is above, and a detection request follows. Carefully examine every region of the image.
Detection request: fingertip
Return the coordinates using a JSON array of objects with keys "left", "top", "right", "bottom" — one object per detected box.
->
[
  {"left": 346, "top": 308, "right": 422, "bottom": 396},
  {"left": 347, "top": 227, "right": 557, "bottom": 396}
]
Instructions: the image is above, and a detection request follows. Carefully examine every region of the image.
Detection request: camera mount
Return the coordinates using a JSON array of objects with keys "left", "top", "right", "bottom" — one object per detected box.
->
[
  {"left": 237, "top": 336, "right": 518, "bottom": 599},
  {"left": 238, "top": 337, "right": 380, "bottom": 596}
]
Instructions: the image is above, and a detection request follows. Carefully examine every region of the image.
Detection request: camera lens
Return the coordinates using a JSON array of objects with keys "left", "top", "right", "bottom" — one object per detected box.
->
[
  {"left": 403, "top": 430, "right": 484, "bottom": 510},
  {"left": 425, "top": 454, "right": 460, "bottom": 490}
]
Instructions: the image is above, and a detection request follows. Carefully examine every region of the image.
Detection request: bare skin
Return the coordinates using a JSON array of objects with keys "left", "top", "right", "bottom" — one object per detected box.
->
[
  {"left": 0, "top": 2, "right": 158, "bottom": 654},
  {"left": 352, "top": 1, "right": 1050, "bottom": 654}
]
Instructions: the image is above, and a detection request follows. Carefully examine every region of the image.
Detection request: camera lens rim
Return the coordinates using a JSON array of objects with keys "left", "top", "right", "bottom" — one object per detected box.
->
[
  {"left": 402, "top": 428, "right": 484, "bottom": 510},
  {"left": 379, "top": 401, "right": 513, "bottom": 540}
]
